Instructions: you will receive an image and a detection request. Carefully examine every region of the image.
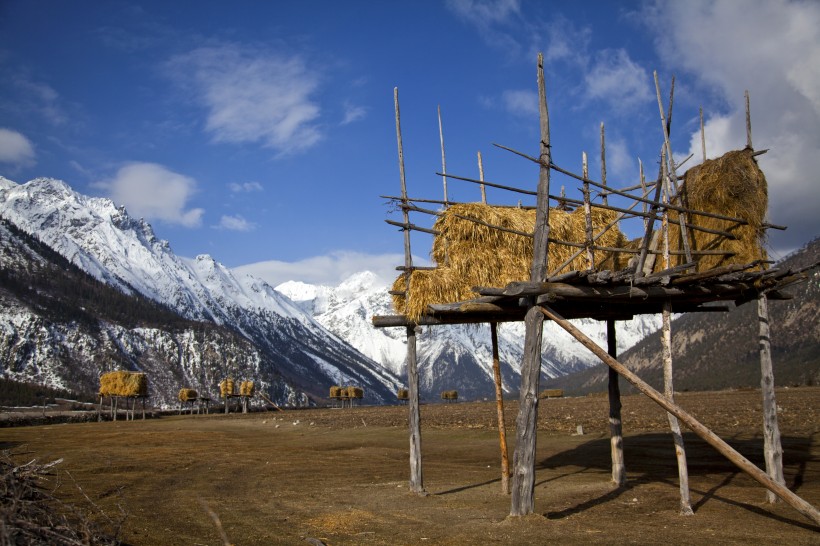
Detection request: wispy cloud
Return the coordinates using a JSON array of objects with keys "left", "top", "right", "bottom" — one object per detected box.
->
[
  {"left": 216, "top": 214, "right": 254, "bottom": 232},
  {"left": 6, "top": 73, "right": 67, "bottom": 126},
  {"left": 229, "top": 181, "right": 263, "bottom": 193},
  {"left": 166, "top": 43, "right": 322, "bottom": 156},
  {"left": 0, "top": 128, "right": 35, "bottom": 168},
  {"left": 501, "top": 89, "right": 538, "bottom": 117},
  {"left": 584, "top": 49, "right": 652, "bottom": 110},
  {"left": 446, "top": 0, "right": 522, "bottom": 53},
  {"left": 234, "top": 250, "right": 430, "bottom": 287},
  {"left": 95, "top": 162, "right": 204, "bottom": 227},
  {"left": 643, "top": 0, "right": 820, "bottom": 255},
  {"left": 341, "top": 102, "right": 367, "bottom": 125}
]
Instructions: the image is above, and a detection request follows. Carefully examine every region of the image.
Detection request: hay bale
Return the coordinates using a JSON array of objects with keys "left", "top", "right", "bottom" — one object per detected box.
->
[
  {"left": 393, "top": 203, "right": 624, "bottom": 319},
  {"left": 660, "top": 149, "right": 768, "bottom": 272},
  {"left": 539, "top": 389, "right": 564, "bottom": 399},
  {"left": 219, "top": 378, "right": 235, "bottom": 398},
  {"left": 348, "top": 387, "right": 364, "bottom": 399},
  {"left": 99, "top": 371, "right": 147, "bottom": 397},
  {"left": 239, "top": 381, "right": 255, "bottom": 396},
  {"left": 329, "top": 386, "right": 343, "bottom": 398},
  {"left": 178, "top": 388, "right": 198, "bottom": 402},
  {"left": 397, "top": 388, "right": 409, "bottom": 400},
  {"left": 441, "top": 390, "right": 458, "bottom": 401}
]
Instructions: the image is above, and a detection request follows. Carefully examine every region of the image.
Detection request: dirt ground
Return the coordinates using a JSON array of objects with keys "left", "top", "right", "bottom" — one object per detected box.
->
[{"left": 1, "top": 387, "right": 818, "bottom": 545}]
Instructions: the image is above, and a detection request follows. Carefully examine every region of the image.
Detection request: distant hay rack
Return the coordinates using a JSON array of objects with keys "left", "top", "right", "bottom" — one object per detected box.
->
[
  {"left": 99, "top": 371, "right": 147, "bottom": 397},
  {"left": 219, "top": 378, "right": 235, "bottom": 398},
  {"left": 178, "top": 388, "right": 198, "bottom": 402},
  {"left": 239, "top": 381, "right": 255, "bottom": 396}
]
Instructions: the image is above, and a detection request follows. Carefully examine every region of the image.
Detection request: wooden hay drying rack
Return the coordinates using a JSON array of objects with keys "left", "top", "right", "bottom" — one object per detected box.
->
[{"left": 373, "top": 54, "right": 819, "bottom": 526}]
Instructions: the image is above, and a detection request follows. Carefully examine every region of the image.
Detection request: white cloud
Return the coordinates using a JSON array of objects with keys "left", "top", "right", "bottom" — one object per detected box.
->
[
  {"left": 0, "top": 128, "right": 35, "bottom": 167},
  {"left": 95, "top": 162, "right": 204, "bottom": 227},
  {"left": 10, "top": 75, "right": 67, "bottom": 126},
  {"left": 216, "top": 214, "right": 254, "bottom": 232},
  {"left": 341, "top": 102, "right": 367, "bottom": 125},
  {"left": 502, "top": 89, "right": 538, "bottom": 117},
  {"left": 584, "top": 49, "right": 652, "bottom": 110},
  {"left": 446, "top": 0, "right": 522, "bottom": 53},
  {"left": 233, "top": 251, "right": 430, "bottom": 287},
  {"left": 166, "top": 43, "right": 322, "bottom": 156},
  {"left": 643, "top": 0, "right": 820, "bottom": 254},
  {"left": 229, "top": 181, "right": 263, "bottom": 193}
]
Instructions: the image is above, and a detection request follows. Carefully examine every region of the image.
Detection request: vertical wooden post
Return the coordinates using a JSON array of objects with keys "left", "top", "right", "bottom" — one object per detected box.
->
[
  {"left": 653, "top": 72, "right": 692, "bottom": 266},
  {"left": 510, "top": 52, "right": 551, "bottom": 517},
  {"left": 759, "top": 293, "right": 785, "bottom": 502},
  {"left": 607, "top": 319, "right": 626, "bottom": 486},
  {"left": 582, "top": 152, "right": 594, "bottom": 269},
  {"left": 600, "top": 122, "right": 608, "bottom": 206},
  {"left": 407, "top": 325, "right": 424, "bottom": 494},
  {"left": 746, "top": 89, "right": 785, "bottom": 503},
  {"left": 438, "top": 105, "right": 448, "bottom": 204},
  {"left": 478, "top": 151, "right": 487, "bottom": 204},
  {"left": 396, "top": 87, "right": 425, "bottom": 495},
  {"left": 660, "top": 158, "right": 693, "bottom": 515},
  {"left": 700, "top": 107, "right": 706, "bottom": 162},
  {"left": 663, "top": 301, "right": 694, "bottom": 515},
  {"left": 98, "top": 394, "right": 104, "bottom": 422},
  {"left": 490, "top": 322, "right": 510, "bottom": 494}
]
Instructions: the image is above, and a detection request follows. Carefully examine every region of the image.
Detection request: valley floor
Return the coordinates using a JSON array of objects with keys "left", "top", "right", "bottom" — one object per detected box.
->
[{"left": 1, "top": 387, "right": 819, "bottom": 544}]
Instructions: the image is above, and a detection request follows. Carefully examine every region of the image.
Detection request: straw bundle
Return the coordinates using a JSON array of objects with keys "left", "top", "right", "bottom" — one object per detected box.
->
[
  {"left": 346, "top": 387, "right": 364, "bottom": 399},
  {"left": 397, "top": 388, "right": 409, "bottom": 400},
  {"left": 441, "top": 390, "right": 458, "bottom": 401},
  {"left": 239, "top": 381, "right": 255, "bottom": 396},
  {"left": 178, "top": 388, "right": 198, "bottom": 402},
  {"left": 329, "top": 386, "right": 343, "bottom": 398},
  {"left": 99, "top": 371, "right": 147, "bottom": 397},
  {"left": 660, "top": 149, "right": 768, "bottom": 272},
  {"left": 539, "top": 389, "right": 564, "bottom": 399},
  {"left": 393, "top": 203, "right": 624, "bottom": 319},
  {"left": 219, "top": 378, "right": 235, "bottom": 398}
]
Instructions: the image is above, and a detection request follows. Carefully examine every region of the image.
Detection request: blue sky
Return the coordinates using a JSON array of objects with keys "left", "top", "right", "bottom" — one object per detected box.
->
[{"left": 1, "top": 0, "right": 818, "bottom": 287}]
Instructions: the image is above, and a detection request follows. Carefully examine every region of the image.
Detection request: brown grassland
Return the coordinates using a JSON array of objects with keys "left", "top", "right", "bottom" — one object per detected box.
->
[{"left": 2, "top": 387, "right": 819, "bottom": 544}]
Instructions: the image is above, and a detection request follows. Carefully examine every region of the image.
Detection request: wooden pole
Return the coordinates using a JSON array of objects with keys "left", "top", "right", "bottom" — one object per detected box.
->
[
  {"left": 700, "top": 107, "right": 706, "bottom": 162},
  {"left": 407, "top": 325, "right": 424, "bottom": 494},
  {"left": 663, "top": 301, "right": 694, "bottom": 515},
  {"left": 653, "top": 72, "right": 692, "bottom": 266},
  {"left": 537, "top": 304, "right": 820, "bottom": 526},
  {"left": 438, "top": 105, "right": 449, "bottom": 204},
  {"left": 478, "top": 151, "right": 487, "bottom": 204},
  {"left": 490, "top": 322, "right": 510, "bottom": 494},
  {"left": 661, "top": 151, "right": 694, "bottom": 514},
  {"left": 396, "top": 87, "right": 424, "bottom": 495},
  {"left": 582, "top": 152, "right": 594, "bottom": 269},
  {"left": 607, "top": 319, "right": 626, "bottom": 486},
  {"left": 510, "top": 52, "right": 550, "bottom": 517},
  {"left": 759, "top": 293, "right": 785, "bottom": 502},
  {"left": 600, "top": 122, "right": 608, "bottom": 206},
  {"left": 746, "top": 89, "right": 786, "bottom": 503}
]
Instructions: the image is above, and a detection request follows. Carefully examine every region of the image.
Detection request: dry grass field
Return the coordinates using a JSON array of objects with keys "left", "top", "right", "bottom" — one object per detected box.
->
[{"left": 2, "top": 387, "right": 819, "bottom": 544}]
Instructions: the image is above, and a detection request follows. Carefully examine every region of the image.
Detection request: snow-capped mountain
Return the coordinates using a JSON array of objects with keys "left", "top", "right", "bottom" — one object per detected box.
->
[
  {"left": 277, "top": 271, "right": 662, "bottom": 400},
  {"left": 0, "top": 176, "right": 401, "bottom": 405}
]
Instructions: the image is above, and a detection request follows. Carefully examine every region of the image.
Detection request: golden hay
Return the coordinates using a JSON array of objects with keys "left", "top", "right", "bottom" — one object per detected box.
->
[
  {"left": 239, "top": 380, "right": 255, "bottom": 396},
  {"left": 219, "top": 378, "right": 235, "bottom": 398},
  {"left": 178, "top": 388, "right": 198, "bottom": 402},
  {"left": 441, "top": 390, "right": 458, "bottom": 400},
  {"left": 347, "top": 387, "right": 364, "bottom": 399},
  {"left": 659, "top": 149, "right": 768, "bottom": 272},
  {"left": 393, "top": 203, "right": 624, "bottom": 319},
  {"left": 539, "top": 389, "right": 564, "bottom": 399},
  {"left": 397, "top": 388, "right": 409, "bottom": 400},
  {"left": 99, "top": 371, "right": 147, "bottom": 397},
  {"left": 329, "top": 386, "right": 343, "bottom": 398}
]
